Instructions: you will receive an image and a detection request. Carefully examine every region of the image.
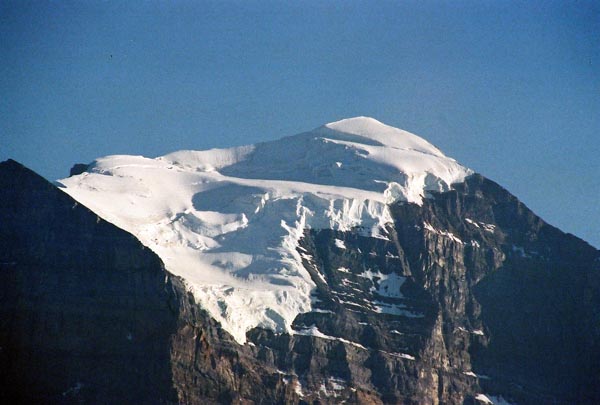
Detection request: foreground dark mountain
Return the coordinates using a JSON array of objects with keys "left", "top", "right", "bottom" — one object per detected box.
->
[
  {"left": 0, "top": 159, "right": 179, "bottom": 403},
  {"left": 1, "top": 159, "right": 599, "bottom": 404}
]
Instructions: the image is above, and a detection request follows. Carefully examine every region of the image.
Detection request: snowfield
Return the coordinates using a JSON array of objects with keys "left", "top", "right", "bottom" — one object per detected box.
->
[{"left": 59, "top": 117, "right": 472, "bottom": 343}]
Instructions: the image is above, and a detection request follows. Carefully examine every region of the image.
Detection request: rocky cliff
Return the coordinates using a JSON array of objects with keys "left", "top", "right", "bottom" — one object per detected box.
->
[
  {"left": 238, "top": 174, "right": 600, "bottom": 404},
  {"left": 1, "top": 160, "right": 598, "bottom": 404},
  {"left": 0, "top": 159, "right": 180, "bottom": 403}
]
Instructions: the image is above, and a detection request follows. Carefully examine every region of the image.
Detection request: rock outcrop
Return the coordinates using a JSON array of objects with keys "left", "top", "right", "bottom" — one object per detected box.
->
[
  {"left": 68, "top": 163, "right": 89, "bottom": 177},
  {"left": 236, "top": 174, "right": 600, "bottom": 404}
]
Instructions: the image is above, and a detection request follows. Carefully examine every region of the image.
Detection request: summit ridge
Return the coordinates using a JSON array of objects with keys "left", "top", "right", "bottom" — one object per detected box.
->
[{"left": 324, "top": 116, "right": 445, "bottom": 156}]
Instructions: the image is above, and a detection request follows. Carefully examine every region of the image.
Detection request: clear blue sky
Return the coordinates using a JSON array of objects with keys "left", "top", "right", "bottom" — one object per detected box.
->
[{"left": 1, "top": 1, "right": 598, "bottom": 247}]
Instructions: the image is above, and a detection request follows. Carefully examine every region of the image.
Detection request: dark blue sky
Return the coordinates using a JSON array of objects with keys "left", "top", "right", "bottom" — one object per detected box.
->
[{"left": 2, "top": 1, "right": 599, "bottom": 247}]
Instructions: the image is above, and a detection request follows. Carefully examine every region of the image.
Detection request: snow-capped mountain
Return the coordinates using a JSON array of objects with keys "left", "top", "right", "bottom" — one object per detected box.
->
[
  {"left": 58, "top": 117, "right": 471, "bottom": 343},
  {"left": 3, "top": 118, "right": 599, "bottom": 404}
]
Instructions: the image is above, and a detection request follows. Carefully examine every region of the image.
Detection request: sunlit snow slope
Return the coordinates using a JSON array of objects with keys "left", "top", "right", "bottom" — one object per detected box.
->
[{"left": 59, "top": 117, "right": 472, "bottom": 343}]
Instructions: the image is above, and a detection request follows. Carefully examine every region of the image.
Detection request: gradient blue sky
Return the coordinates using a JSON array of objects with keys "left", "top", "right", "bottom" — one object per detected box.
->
[{"left": 1, "top": 1, "right": 599, "bottom": 247}]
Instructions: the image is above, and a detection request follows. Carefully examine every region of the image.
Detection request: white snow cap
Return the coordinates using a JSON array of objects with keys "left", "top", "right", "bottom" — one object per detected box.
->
[
  {"left": 325, "top": 116, "right": 445, "bottom": 156},
  {"left": 59, "top": 117, "right": 472, "bottom": 343}
]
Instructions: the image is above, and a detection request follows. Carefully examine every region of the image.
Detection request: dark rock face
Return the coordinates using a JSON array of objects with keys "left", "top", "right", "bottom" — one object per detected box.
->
[
  {"left": 1, "top": 160, "right": 599, "bottom": 404},
  {"left": 0, "top": 159, "right": 179, "bottom": 404},
  {"left": 403, "top": 175, "right": 600, "bottom": 404},
  {"left": 69, "top": 163, "right": 89, "bottom": 177}
]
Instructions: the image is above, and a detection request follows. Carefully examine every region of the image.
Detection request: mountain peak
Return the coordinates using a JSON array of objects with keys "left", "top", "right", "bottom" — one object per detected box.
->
[
  {"left": 59, "top": 119, "right": 472, "bottom": 343},
  {"left": 324, "top": 116, "right": 387, "bottom": 132},
  {"left": 326, "top": 115, "right": 384, "bottom": 128},
  {"left": 322, "top": 117, "right": 444, "bottom": 157}
]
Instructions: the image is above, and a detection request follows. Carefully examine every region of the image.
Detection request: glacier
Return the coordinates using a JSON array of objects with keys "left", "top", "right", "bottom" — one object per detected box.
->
[{"left": 58, "top": 116, "right": 472, "bottom": 343}]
